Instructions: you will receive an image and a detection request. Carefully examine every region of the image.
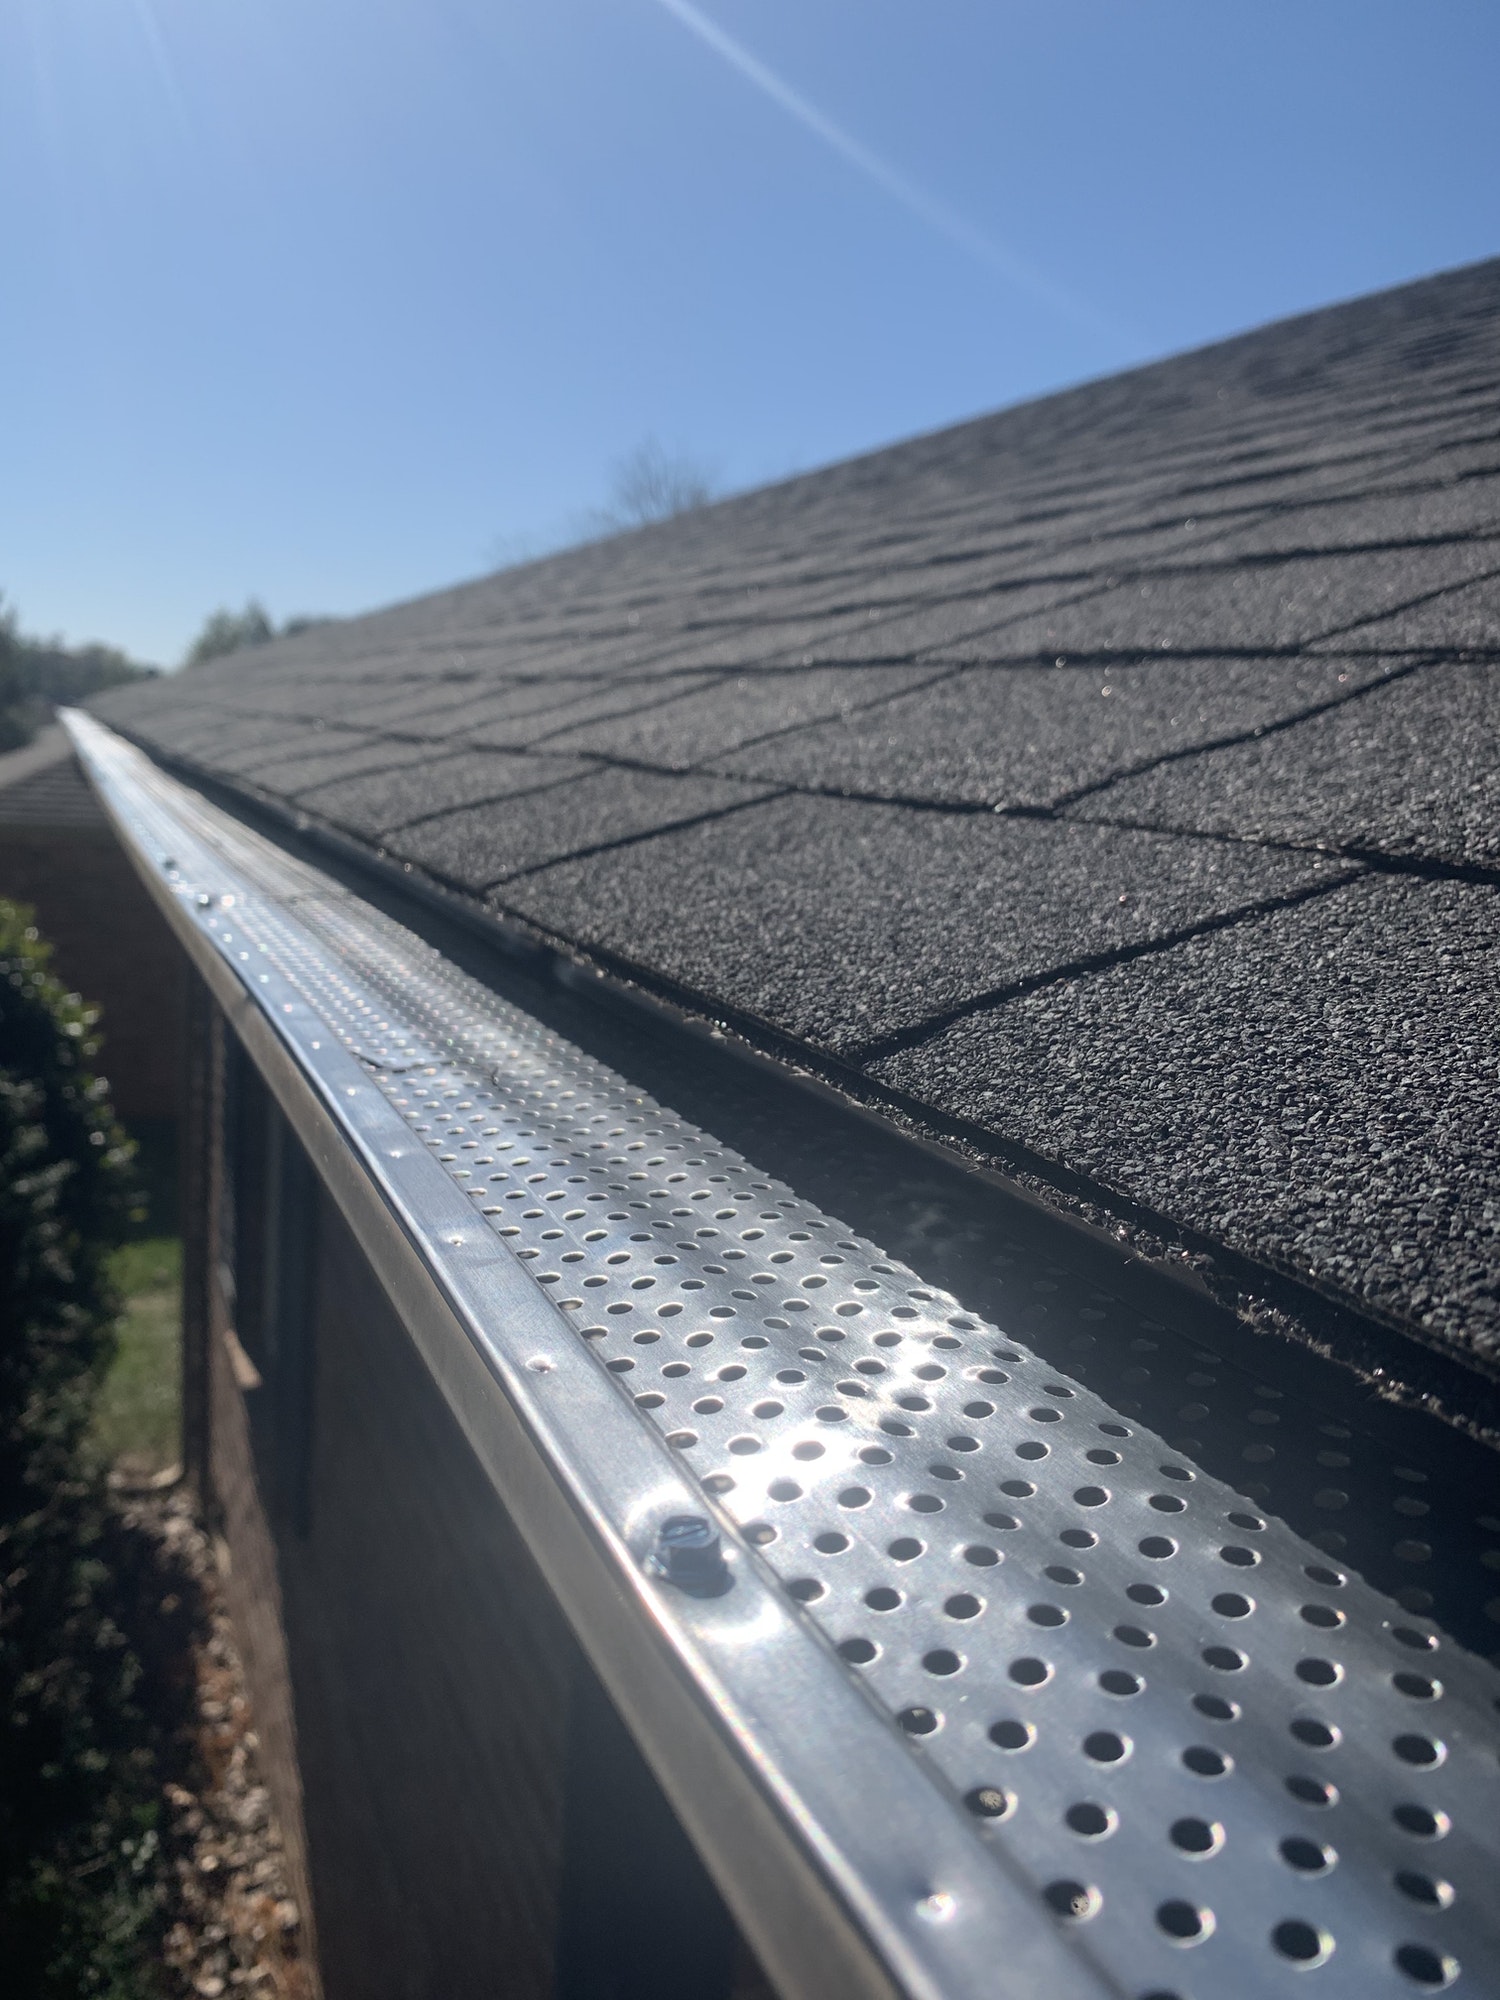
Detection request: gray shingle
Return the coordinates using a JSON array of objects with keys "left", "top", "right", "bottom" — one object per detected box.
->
[
  {"left": 297, "top": 748, "right": 593, "bottom": 839},
  {"left": 710, "top": 656, "right": 1403, "bottom": 809},
  {"left": 1065, "top": 660, "right": 1500, "bottom": 866},
  {"left": 871, "top": 875, "right": 1500, "bottom": 1365},
  {"left": 537, "top": 665, "right": 939, "bottom": 767},
  {"left": 388, "top": 768, "right": 773, "bottom": 888},
  {"left": 495, "top": 794, "right": 1348, "bottom": 1053}
]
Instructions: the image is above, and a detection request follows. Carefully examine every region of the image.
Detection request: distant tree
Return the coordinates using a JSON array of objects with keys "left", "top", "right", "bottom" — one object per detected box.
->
[
  {"left": 0, "top": 603, "right": 24, "bottom": 752},
  {"left": 182, "top": 601, "right": 327, "bottom": 668},
  {"left": 0, "top": 596, "right": 154, "bottom": 749},
  {"left": 182, "top": 600, "right": 276, "bottom": 668},
  {"left": 594, "top": 440, "right": 717, "bottom": 531}
]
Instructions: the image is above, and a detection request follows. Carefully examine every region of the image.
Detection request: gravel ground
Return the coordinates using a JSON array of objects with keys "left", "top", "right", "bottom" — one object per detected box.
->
[{"left": 113, "top": 1486, "right": 315, "bottom": 2000}]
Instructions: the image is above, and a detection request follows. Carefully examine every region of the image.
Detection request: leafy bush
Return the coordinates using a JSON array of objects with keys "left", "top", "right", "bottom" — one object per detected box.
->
[{"left": 0, "top": 900, "right": 192, "bottom": 1995}]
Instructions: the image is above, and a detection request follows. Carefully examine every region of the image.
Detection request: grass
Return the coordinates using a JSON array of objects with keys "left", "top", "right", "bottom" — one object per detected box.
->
[{"left": 91, "top": 1236, "right": 183, "bottom": 1477}]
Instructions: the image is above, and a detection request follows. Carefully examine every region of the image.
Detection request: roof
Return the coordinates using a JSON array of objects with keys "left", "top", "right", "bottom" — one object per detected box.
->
[
  {"left": 90, "top": 257, "right": 1500, "bottom": 1390},
  {"left": 0, "top": 724, "right": 108, "bottom": 828}
]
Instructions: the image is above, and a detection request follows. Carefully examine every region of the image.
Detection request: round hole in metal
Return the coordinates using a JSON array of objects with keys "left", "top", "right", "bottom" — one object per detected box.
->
[
  {"left": 1393, "top": 1943, "right": 1458, "bottom": 1989},
  {"left": 1099, "top": 1670, "right": 1142, "bottom": 1697},
  {"left": 1394, "top": 1871, "right": 1453, "bottom": 1909},
  {"left": 1192, "top": 1694, "right": 1238, "bottom": 1721},
  {"left": 1304, "top": 1563, "right": 1344, "bottom": 1585},
  {"left": 1300, "top": 1603, "right": 1343, "bottom": 1628},
  {"left": 1286, "top": 1776, "right": 1337, "bottom": 1807},
  {"left": 1394, "top": 1673, "right": 1440, "bottom": 1700},
  {"left": 1156, "top": 1900, "right": 1212, "bottom": 1944},
  {"left": 1182, "top": 1745, "right": 1230, "bottom": 1777},
  {"left": 1044, "top": 1881, "right": 1100, "bottom": 1922},
  {"left": 1393, "top": 1734, "right": 1443, "bottom": 1767},
  {"left": 1295, "top": 1658, "right": 1341, "bottom": 1688},
  {"left": 1113, "top": 1624, "right": 1155, "bottom": 1649},
  {"left": 1083, "top": 1730, "right": 1129, "bottom": 1763},
  {"left": 1271, "top": 1920, "right": 1331, "bottom": 1966},
  {"left": 1392, "top": 1626, "right": 1437, "bottom": 1652}
]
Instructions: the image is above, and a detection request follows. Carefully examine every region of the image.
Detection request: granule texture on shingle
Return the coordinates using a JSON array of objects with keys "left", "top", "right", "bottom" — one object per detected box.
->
[
  {"left": 871, "top": 874, "right": 1500, "bottom": 1364},
  {"left": 220, "top": 732, "right": 445, "bottom": 797},
  {"left": 901, "top": 538, "right": 1500, "bottom": 660},
  {"left": 708, "top": 657, "right": 1402, "bottom": 809},
  {"left": 494, "top": 793, "right": 1350, "bottom": 1053},
  {"left": 386, "top": 767, "right": 774, "bottom": 888},
  {"left": 1310, "top": 565, "right": 1500, "bottom": 653},
  {"left": 534, "top": 664, "right": 940, "bottom": 767},
  {"left": 1068, "top": 659, "right": 1500, "bottom": 866},
  {"left": 296, "top": 748, "right": 592, "bottom": 839}
]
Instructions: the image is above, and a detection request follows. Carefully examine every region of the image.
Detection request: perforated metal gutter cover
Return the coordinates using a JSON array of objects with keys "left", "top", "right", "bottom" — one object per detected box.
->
[{"left": 65, "top": 709, "right": 1498, "bottom": 2000}]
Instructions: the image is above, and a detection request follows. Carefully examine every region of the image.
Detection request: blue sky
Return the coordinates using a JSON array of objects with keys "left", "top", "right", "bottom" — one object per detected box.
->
[{"left": 3, "top": 0, "right": 1497, "bottom": 666}]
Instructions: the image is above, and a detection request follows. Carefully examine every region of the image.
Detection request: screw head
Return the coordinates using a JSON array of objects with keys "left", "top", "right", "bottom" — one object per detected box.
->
[{"left": 652, "top": 1514, "right": 731, "bottom": 1596}]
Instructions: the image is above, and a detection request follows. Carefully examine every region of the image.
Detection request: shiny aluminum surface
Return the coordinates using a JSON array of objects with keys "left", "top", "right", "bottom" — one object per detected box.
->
[{"left": 67, "top": 711, "right": 1500, "bottom": 2000}]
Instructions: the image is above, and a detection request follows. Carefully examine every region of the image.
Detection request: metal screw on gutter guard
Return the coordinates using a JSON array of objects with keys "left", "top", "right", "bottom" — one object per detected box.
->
[{"left": 651, "top": 1515, "right": 732, "bottom": 1597}]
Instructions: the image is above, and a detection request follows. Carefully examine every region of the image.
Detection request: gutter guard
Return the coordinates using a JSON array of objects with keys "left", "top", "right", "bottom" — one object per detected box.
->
[{"left": 65, "top": 710, "right": 1499, "bottom": 2000}]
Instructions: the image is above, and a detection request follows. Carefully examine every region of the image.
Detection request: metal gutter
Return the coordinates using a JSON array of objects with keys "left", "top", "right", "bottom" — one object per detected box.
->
[{"left": 65, "top": 710, "right": 1499, "bottom": 2000}]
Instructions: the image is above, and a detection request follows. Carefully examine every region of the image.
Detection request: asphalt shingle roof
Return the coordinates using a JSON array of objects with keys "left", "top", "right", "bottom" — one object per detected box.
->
[{"left": 92, "top": 258, "right": 1500, "bottom": 1379}]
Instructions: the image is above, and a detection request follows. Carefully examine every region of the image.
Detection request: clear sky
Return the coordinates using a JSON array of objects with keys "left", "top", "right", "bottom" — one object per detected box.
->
[{"left": 3, "top": 0, "right": 1497, "bottom": 667}]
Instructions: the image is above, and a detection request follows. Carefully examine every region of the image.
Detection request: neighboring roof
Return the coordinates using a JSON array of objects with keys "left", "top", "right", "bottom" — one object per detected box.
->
[
  {"left": 91, "top": 258, "right": 1500, "bottom": 1381},
  {"left": 0, "top": 724, "right": 107, "bottom": 829}
]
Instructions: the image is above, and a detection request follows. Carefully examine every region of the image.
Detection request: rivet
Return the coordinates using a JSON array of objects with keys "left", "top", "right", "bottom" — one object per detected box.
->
[{"left": 917, "top": 1891, "right": 956, "bottom": 1923}]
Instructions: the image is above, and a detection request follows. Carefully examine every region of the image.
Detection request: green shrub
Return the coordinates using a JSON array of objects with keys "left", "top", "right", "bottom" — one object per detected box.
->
[{"left": 0, "top": 900, "right": 184, "bottom": 1994}]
